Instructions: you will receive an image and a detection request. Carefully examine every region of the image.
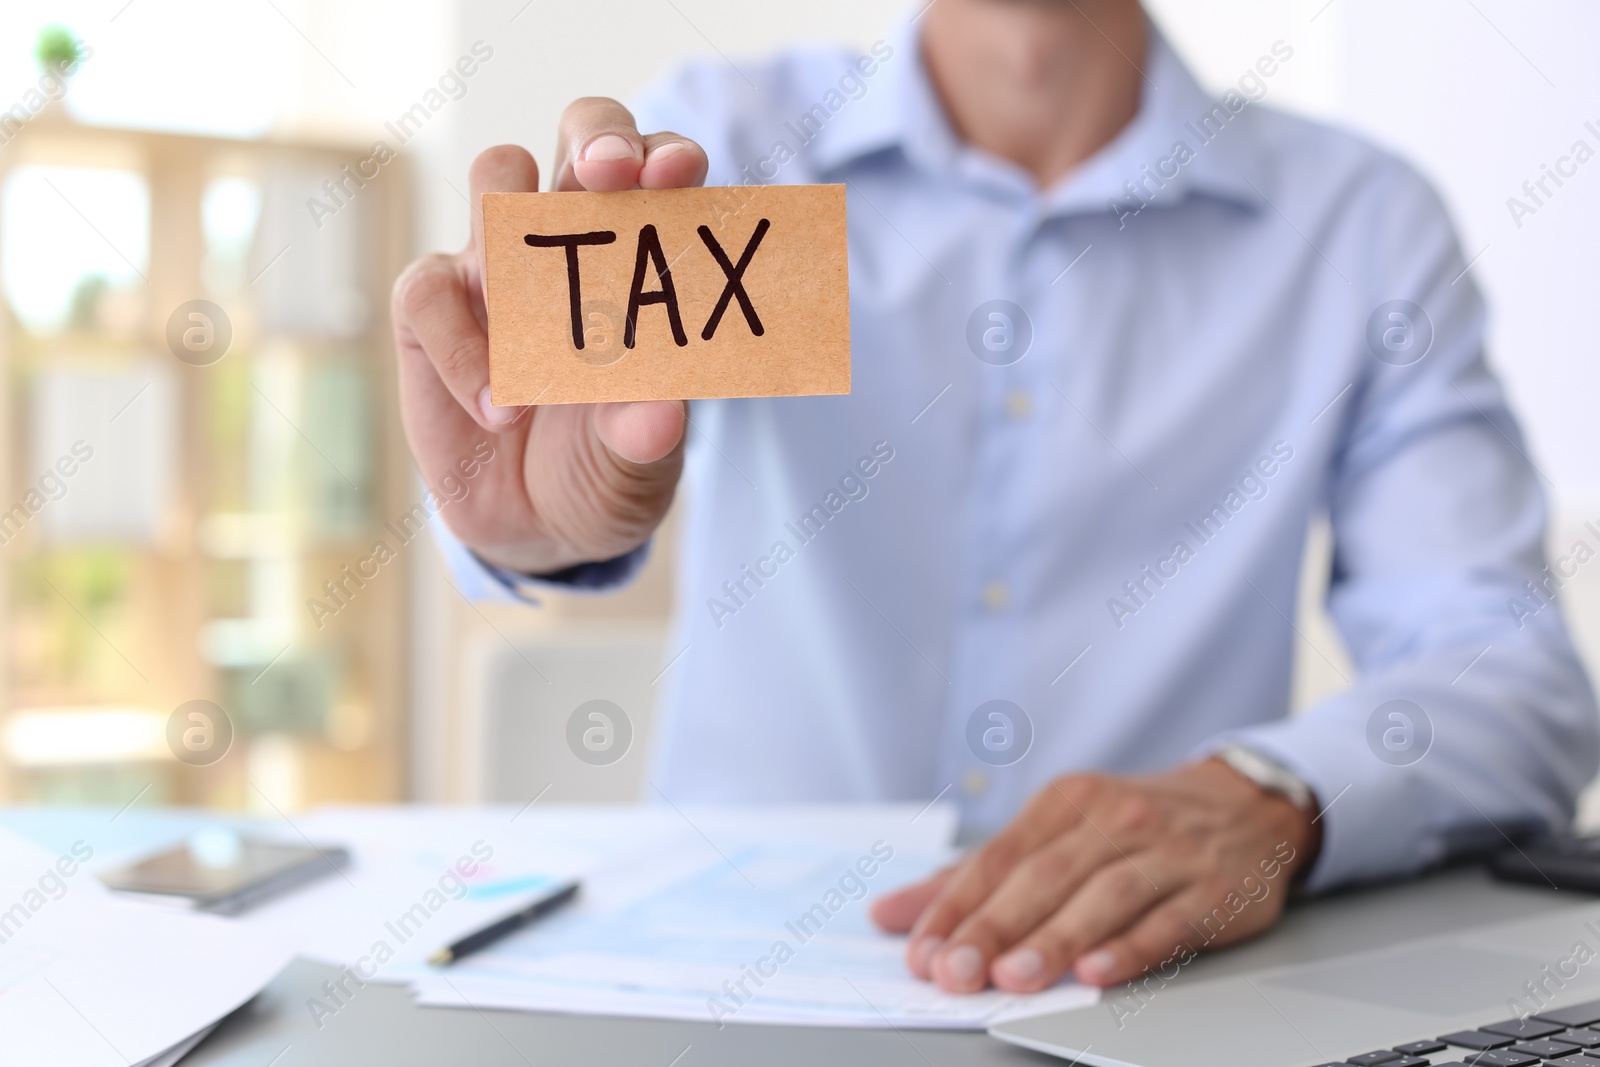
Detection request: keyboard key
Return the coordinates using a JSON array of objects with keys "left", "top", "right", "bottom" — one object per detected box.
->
[
  {"left": 1564, "top": 1029, "right": 1600, "bottom": 1048},
  {"left": 1380, "top": 1058, "right": 1430, "bottom": 1067},
  {"left": 1482, "top": 1017, "right": 1568, "bottom": 1040},
  {"left": 1440, "top": 1031, "right": 1515, "bottom": 1050},
  {"left": 1396, "top": 1041, "right": 1449, "bottom": 1055},
  {"left": 1463, "top": 1051, "right": 1540, "bottom": 1067},
  {"left": 1347, "top": 1053, "right": 1401, "bottom": 1066},
  {"left": 1509, "top": 1038, "right": 1580, "bottom": 1058},
  {"left": 1539, "top": 1001, "right": 1600, "bottom": 1029}
]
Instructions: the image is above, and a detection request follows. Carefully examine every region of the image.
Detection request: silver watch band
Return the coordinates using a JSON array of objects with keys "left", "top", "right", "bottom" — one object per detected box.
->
[{"left": 1215, "top": 744, "right": 1315, "bottom": 812}]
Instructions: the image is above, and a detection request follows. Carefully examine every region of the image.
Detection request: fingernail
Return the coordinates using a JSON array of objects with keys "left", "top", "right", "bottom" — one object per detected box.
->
[
  {"left": 1078, "top": 949, "right": 1117, "bottom": 981},
  {"left": 583, "top": 134, "right": 636, "bottom": 162},
  {"left": 943, "top": 944, "right": 984, "bottom": 985},
  {"left": 994, "top": 947, "right": 1043, "bottom": 985},
  {"left": 478, "top": 385, "right": 518, "bottom": 426},
  {"left": 648, "top": 141, "right": 689, "bottom": 163},
  {"left": 908, "top": 935, "right": 943, "bottom": 974}
]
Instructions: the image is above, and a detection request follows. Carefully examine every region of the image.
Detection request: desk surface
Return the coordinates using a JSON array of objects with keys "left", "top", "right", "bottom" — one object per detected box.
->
[
  {"left": 186, "top": 863, "right": 1573, "bottom": 1066},
  {"left": 0, "top": 809, "right": 1578, "bottom": 1067}
]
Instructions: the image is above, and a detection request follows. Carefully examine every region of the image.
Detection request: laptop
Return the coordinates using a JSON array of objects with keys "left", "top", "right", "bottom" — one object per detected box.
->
[{"left": 989, "top": 899, "right": 1600, "bottom": 1067}]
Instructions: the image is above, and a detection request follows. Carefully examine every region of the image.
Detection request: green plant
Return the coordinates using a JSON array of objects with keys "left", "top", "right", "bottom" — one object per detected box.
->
[{"left": 35, "top": 25, "right": 81, "bottom": 71}]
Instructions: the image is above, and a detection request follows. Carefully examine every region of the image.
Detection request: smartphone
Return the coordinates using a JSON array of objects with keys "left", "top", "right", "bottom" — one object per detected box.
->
[{"left": 98, "top": 829, "right": 349, "bottom": 915}]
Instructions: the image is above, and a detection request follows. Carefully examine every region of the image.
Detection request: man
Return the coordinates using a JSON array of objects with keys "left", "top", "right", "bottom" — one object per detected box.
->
[{"left": 392, "top": 0, "right": 1598, "bottom": 997}]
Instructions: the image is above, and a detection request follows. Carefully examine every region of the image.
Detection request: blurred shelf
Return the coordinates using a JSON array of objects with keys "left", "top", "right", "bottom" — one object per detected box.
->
[{"left": 0, "top": 108, "right": 414, "bottom": 810}]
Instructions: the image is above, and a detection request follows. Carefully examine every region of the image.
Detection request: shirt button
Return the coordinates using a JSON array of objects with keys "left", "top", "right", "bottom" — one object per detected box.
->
[
  {"left": 981, "top": 581, "right": 1010, "bottom": 611},
  {"left": 963, "top": 769, "right": 989, "bottom": 797},
  {"left": 1004, "top": 389, "right": 1031, "bottom": 419}
]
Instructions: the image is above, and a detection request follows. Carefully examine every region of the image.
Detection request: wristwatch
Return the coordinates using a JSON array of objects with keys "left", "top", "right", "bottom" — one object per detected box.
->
[{"left": 1214, "top": 745, "right": 1315, "bottom": 813}]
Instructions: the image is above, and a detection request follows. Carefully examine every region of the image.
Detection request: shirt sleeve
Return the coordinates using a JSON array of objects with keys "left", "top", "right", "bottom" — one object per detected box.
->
[
  {"left": 429, "top": 511, "right": 652, "bottom": 604},
  {"left": 1216, "top": 158, "right": 1600, "bottom": 892}
]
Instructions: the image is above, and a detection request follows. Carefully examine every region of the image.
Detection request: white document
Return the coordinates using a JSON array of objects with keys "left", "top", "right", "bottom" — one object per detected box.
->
[
  {"left": 0, "top": 828, "right": 292, "bottom": 1067},
  {"left": 406, "top": 805, "right": 1097, "bottom": 1029},
  {"left": 234, "top": 804, "right": 693, "bottom": 973},
  {"left": 234, "top": 803, "right": 960, "bottom": 976},
  {"left": 137, "top": 1024, "right": 217, "bottom": 1067}
]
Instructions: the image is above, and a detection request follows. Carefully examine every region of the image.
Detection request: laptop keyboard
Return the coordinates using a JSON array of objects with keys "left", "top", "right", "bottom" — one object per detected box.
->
[{"left": 1309, "top": 997, "right": 1600, "bottom": 1067}]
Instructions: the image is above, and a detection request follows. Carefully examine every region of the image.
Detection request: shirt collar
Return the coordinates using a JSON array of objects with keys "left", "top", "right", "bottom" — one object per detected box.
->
[
  {"left": 802, "top": 20, "right": 928, "bottom": 174},
  {"left": 807, "top": 15, "right": 1269, "bottom": 217}
]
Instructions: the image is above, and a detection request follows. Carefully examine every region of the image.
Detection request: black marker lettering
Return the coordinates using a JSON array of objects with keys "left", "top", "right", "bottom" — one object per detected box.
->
[
  {"left": 698, "top": 218, "right": 770, "bottom": 340},
  {"left": 524, "top": 231, "right": 617, "bottom": 348},
  {"left": 625, "top": 224, "right": 687, "bottom": 348}
]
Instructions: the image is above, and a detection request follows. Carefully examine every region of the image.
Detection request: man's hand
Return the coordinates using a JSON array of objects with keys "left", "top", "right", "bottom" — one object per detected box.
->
[
  {"left": 869, "top": 759, "right": 1320, "bottom": 993},
  {"left": 391, "top": 100, "right": 708, "bottom": 575}
]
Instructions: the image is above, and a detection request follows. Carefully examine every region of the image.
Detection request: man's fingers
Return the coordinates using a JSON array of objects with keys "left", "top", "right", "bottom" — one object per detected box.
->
[
  {"left": 467, "top": 144, "right": 541, "bottom": 277},
  {"left": 554, "top": 97, "right": 646, "bottom": 191},
  {"left": 551, "top": 98, "right": 708, "bottom": 192},
  {"left": 591, "top": 400, "right": 687, "bottom": 466},
  {"left": 929, "top": 827, "right": 1117, "bottom": 990},
  {"left": 394, "top": 254, "right": 511, "bottom": 433},
  {"left": 1067, "top": 891, "right": 1206, "bottom": 989},
  {"left": 903, "top": 830, "right": 1063, "bottom": 977},
  {"left": 903, "top": 777, "right": 1113, "bottom": 977},
  {"left": 979, "top": 854, "right": 1176, "bottom": 995},
  {"left": 869, "top": 866, "right": 958, "bottom": 934},
  {"left": 639, "top": 131, "right": 709, "bottom": 190},
  {"left": 1072, "top": 878, "right": 1285, "bottom": 988}
]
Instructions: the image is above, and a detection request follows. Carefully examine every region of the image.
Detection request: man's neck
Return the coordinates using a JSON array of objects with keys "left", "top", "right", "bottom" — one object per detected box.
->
[{"left": 920, "top": 0, "right": 1147, "bottom": 189}]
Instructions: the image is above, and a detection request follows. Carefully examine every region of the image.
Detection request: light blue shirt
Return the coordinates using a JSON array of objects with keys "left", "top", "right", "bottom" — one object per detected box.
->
[{"left": 440, "top": 22, "right": 1598, "bottom": 890}]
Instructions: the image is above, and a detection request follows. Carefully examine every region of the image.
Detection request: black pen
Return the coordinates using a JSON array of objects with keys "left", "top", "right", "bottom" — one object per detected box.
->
[{"left": 427, "top": 881, "right": 581, "bottom": 965}]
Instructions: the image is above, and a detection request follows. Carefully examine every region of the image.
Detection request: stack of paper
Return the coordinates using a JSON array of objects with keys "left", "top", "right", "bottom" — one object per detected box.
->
[
  {"left": 40, "top": 803, "right": 1095, "bottom": 1036},
  {"left": 235, "top": 804, "right": 670, "bottom": 970},
  {"left": 391, "top": 804, "right": 1099, "bottom": 1029},
  {"left": 0, "top": 827, "right": 293, "bottom": 1067}
]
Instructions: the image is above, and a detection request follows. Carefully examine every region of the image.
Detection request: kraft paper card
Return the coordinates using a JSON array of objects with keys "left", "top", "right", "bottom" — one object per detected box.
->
[{"left": 483, "top": 185, "right": 851, "bottom": 405}]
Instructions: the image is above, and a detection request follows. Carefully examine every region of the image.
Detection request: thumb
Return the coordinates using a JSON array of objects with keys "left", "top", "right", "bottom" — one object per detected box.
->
[{"left": 592, "top": 400, "right": 688, "bottom": 466}]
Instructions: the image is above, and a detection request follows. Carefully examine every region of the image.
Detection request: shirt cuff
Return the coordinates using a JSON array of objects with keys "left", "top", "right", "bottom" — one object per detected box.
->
[{"left": 430, "top": 512, "right": 652, "bottom": 604}]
